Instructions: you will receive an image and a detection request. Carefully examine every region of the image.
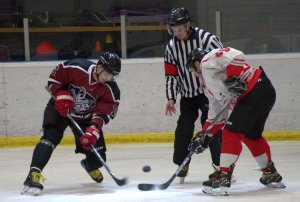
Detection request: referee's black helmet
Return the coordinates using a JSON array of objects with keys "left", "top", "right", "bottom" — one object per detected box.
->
[{"left": 167, "top": 7, "right": 190, "bottom": 26}]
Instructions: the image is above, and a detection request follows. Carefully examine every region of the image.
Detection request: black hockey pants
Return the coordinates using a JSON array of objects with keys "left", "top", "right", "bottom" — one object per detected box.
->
[{"left": 173, "top": 94, "right": 221, "bottom": 166}]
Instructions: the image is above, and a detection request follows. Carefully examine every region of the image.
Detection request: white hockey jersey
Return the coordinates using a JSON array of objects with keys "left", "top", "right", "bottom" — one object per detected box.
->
[{"left": 200, "top": 47, "right": 262, "bottom": 123}]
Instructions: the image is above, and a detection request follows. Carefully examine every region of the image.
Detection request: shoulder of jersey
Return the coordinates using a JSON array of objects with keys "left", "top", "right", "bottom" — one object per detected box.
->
[
  {"left": 105, "top": 81, "right": 120, "bottom": 99},
  {"left": 63, "top": 58, "right": 96, "bottom": 71}
]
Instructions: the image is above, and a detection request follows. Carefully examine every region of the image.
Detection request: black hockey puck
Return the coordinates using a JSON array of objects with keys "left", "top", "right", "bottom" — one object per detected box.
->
[
  {"left": 142, "top": 165, "right": 151, "bottom": 172},
  {"left": 138, "top": 183, "right": 155, "bottom": 191}
]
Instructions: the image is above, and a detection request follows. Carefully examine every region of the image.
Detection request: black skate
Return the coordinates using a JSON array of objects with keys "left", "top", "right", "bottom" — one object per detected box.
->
[
  {"left": 260, "top": 162, "right": 286, "bottom": 188},
  {"left": 81, "top": 159, "right": 103, "bottom": 183},
  {"left": 177, "top": 164, "right": 189, "bottom": 184},
  {"left": 202, "top": 164, "right": 235, "bottom": 196},
  {"left": 21, "top": 168, "right": 46, "bottom": 195},
  {"left": 208, "top": 164, "right": 236, "bottom": 183}
]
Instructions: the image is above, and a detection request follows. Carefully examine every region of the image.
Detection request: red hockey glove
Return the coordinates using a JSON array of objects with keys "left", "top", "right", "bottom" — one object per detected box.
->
[
  {"left": 80, "top": 126, "right": 100, "bottom": 151},
  {"left": 54, "top": 90, "right": 74, "bottom": 117}
]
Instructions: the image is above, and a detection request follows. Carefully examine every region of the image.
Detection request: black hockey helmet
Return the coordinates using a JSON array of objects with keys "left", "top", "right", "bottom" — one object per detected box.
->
[
  {"left": 97, "top": 52, "right": 121, "bottom": 76},
  {"left": 167, "top": 7, "right": 191, "bottom": 26},
  {"left": 186, "top": 48, "right": 209, "bottom": 71}
]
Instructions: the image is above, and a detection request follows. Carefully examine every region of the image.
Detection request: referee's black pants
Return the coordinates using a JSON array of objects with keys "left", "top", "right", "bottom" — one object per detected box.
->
[{"left": 173, "top": 94, "right": 221, "bottom": 166}]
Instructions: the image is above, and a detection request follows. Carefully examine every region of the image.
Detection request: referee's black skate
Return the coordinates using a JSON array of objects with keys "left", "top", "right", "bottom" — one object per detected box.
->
[
  {"left": 21, "top": 168, "right": 46, "bottom": 195},
  {"left": 81, "top": 159, "right": 103, "bottom": 183},
  {"left": 202, "top": 164, "right": 235, "bottom": 196},
  {"left": 178, "top": 164, "right": 189, "bottom": 184},
  {"left": 260, "top": 162, "right": 286, "bottom": 188}
]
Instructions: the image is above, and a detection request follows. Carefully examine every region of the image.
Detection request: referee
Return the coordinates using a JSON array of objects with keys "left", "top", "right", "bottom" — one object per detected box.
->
[{"left": 164, "top": 7, "right": 223, "bottom": 182}]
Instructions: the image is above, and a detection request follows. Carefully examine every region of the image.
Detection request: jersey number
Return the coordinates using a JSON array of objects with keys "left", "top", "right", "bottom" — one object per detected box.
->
[{"left": 215, "top": 48, "right": 231, "bottom": 57}]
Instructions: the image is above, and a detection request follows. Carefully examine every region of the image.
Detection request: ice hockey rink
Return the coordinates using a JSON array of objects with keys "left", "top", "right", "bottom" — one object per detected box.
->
[{"left": 0, "top": 142, "right": 299, "bottom": 202}]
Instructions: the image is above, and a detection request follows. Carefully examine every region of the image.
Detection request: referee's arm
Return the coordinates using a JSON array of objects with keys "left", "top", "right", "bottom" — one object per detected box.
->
[
  {"left": 164, "top": 61, "right": 179, "bottom": 102},
  {"left": 164, "top": 47, "right": 179, "bottom": 102},
  {"left": 202, "top": 32, "right": 223, "bottom": 51}
]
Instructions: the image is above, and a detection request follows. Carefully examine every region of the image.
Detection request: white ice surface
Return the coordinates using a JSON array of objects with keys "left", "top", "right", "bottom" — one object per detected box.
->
[{"left": 0, "top": 142, "right": 299, "bottom": 202}]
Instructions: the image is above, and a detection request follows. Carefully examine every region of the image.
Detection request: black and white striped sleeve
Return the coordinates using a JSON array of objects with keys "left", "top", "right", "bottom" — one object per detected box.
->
[
  {"left": 165, "top": 75, "right": 180, "bottom": 101},
  {"left": 164, "top": 44, "right": 180, "bottom": 101},
  {"left": 199, "top": 30, "right": 223, "bottom": 51}
]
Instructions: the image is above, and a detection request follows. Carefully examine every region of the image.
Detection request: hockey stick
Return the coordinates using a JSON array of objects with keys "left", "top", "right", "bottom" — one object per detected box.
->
[
  {"left": 138, "top": 67, "right": 254, "bottom": 191},
  {"left": 138, "top": 98, "right": 232, "bottom": 191},
  {"left": 45, "top": 86, "right": 127, "bottom": 186}
]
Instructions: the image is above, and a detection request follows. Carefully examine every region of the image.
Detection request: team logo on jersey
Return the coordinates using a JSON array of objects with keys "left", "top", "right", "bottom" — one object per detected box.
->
[{"left": 69, "top": 84, "right": 96, "bottom": 114}]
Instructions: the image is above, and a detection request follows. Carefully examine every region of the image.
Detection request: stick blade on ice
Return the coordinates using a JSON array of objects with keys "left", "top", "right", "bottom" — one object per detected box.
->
[{"left": 116, "top": 177, "right": 128, "bottom": 186}]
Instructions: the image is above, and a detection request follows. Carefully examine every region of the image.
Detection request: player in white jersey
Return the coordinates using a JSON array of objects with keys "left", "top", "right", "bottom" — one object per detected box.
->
[{"left": 186, "top": 47, "right": 286, "bottom": 195}]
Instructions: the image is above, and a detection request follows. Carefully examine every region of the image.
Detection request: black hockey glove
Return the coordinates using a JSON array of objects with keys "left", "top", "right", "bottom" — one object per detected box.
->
[
  {"left": 189, "top": 131, "right": 213, "bottom": 154},
  {"left": 224, "top": 76, "right": 247, "bottom": 97}
]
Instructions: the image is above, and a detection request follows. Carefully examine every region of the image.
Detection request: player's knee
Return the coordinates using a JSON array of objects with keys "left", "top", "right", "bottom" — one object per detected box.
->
[
  {"left": 39, "top": 138, "right": 56, "bottom": 150},
  {"left": 221, "top": 129, "right": 243, "bottom": 154},
  {"left": 42, "top": 125, "right": 64, "bottom": 146}
]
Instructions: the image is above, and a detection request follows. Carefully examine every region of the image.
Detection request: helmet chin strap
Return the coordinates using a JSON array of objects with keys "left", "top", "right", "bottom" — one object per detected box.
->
[{"left": 95, "top": 65, "right": 105, "bottom": 82}]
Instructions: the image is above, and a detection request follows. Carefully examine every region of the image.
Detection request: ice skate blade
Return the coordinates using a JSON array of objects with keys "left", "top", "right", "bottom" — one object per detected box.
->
[
  {"left": 231, "top": 175, "right": 237, "bottom": 183},
  {"left": 265, "top": 181, "right": 286, "bottom": 189},
  {"left": 21, "top": 186, "right": 41, "bottom": 196},
  {"left": 179, "top": 177, "right": 185, "bottom": 184},
  {"left": 202, "top": 186, "right": 212, "bottom": 194},
  {"left": 220, "top": 186, "right": 229, "bottom": 196},
  {"left": 202, "top": 186, "right": 229, "bottom": 196}
]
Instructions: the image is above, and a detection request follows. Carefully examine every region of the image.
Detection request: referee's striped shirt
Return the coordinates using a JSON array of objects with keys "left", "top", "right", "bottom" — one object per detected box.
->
[{"left": 164, "top": 27, "right": 223, "bottom": 101}]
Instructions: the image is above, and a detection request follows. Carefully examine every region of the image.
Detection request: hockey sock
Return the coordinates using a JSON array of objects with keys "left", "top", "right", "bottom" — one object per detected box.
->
[
  {"left": 242, "top": 136, "right": 271, "bottom": 169},
  {"left": 220, "top": 129, "right": 243, "bottom": 173},
  {"left": 30, "top": 139, "right": 55, "bottom": 171}
]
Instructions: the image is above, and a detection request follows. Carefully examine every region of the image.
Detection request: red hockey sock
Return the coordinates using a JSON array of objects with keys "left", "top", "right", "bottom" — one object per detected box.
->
[
  {"left": 221, "top": 128, "right": 243, "bottom": 154},
  {"left": 220, "top": 129, "right": 243, "bottom": 172},
  {"left": 242, "top": 136, "right": 272, "bottom": 169}
]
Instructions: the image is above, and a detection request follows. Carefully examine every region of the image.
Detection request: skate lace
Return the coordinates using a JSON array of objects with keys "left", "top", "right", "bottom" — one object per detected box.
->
[
  {"left": 32, "top": 172, "right": 46, "bottom": 184},
  {"left": 89, "top": 170, "right": 102, "bottom": 180},
  {"left": 210, "top": 170, "right": 220, "bottom": 178},
  {"left": 212, "top": 164, "right": 220, "bottom": 172}
]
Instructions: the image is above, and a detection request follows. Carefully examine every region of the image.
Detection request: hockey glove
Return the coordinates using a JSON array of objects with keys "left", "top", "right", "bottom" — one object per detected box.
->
[
  {"left": 224, "top": 76, "right": 247, "bottom": 97},
  {"left": 189, "top": 131, "right": 213, "bottom": 154},
  {"left": 80, "top": 126, "right": 100, "bottom": 151},
  {"left": 54, "top": 90, "right": 74, "bottom": 117}
]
